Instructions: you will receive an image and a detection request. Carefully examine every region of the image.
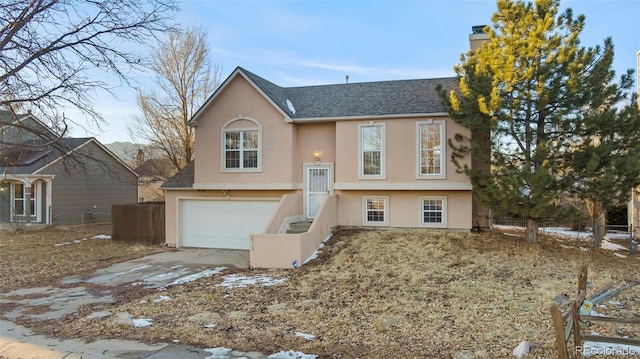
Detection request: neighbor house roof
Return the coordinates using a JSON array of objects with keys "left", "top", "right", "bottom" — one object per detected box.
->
[
  {"left": 190, "top": 67, "right": 459, "bottom": 125},
  {"left": 0, "top": 137, "right": 92, "bottom": 175},
  {"left": 134, "top": 158, "right": 175, "bottom": 178},
  {"left": 161, "top": 161, "right": 194, "bottom": 189}
]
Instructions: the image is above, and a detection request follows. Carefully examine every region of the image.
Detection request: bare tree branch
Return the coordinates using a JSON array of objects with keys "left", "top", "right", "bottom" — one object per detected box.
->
[
  {"left": 0, "top": 0, "right": 177, "bottom": 146},
  {"left": 129, "top": 25, "right": 221, "bottom": 173}
]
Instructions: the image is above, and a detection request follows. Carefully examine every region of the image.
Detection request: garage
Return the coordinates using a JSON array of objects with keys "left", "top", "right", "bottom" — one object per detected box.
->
[{"left": 179, "top": 199, "right": 279, "bottom": 249}]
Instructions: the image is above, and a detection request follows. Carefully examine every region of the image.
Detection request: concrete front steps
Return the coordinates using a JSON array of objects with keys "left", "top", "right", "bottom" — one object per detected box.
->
[{"left": 286, "top": 220, "right": 313, "bottom": 234}]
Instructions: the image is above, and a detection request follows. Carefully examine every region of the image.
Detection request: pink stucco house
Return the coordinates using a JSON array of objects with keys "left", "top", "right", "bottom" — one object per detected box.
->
[
  {"left": 164, "top": 26, "right": 493, "bottom": 268},
  {"left": 162, "top": 63, "right": 491, "bottom": 268}
]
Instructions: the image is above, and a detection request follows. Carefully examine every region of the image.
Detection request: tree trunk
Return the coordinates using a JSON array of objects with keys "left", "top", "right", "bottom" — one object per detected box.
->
[{"left": 526, "top": 218, "right": 539, "bottom": 243}]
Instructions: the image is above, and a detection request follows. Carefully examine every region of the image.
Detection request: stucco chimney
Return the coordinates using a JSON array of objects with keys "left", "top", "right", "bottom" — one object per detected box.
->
[{"left": 469, "top": 25, "right": 489, "bottom": 51}]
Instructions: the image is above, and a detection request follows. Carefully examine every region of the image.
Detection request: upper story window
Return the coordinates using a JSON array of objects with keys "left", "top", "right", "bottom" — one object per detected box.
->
[
  {"left": 359, "top": 123, "right": 386, "bottom": 179},
  {"left": 417, "top": 120, "right": 446, "bottom": 179},
  {"left": 222, "top": 117, "right": 261, "bottom": 172}
]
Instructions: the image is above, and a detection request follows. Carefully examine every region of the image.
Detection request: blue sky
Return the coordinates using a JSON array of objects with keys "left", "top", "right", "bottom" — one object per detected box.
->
[{"left": 75, "top": 0, "right": 640, "bottom": 144}]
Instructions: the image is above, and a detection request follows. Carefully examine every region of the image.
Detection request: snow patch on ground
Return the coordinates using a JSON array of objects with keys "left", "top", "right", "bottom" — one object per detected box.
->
[
  {"left": 204, "top": 347, "right": 232, "bottom": 358},
  {"left": 167, "top": 267, "right": 227, "bottom": 287},
  {"left": 132, "top": 318, "right": 153, "bottom": 327},
  {"left": 129, "top": 265, "right": 153, "bottom": 272},
  {"left": 295, "top": 332, "right": 315, "bottom": 341},
  {"left": 217, "top": 274, "right": 288, "bottom": 288},
  {"left": 268, "top": 351, "right": 318, "bottom": 359},
  {"left": 303, "top": 233, "right": 333, "bottom": 265},
  {"left": 54, "top": 234, "right": 110, "bottom": 246},
  {"left": 153, "top": 295, "right": 171, "bottom": 302},
  {"left": 303, "top": 243, "right": 324, "bottom": 264},
  {"left": 495, "top": 225, "right": 635, "bottom": 254},
  {"left": 602, "top": 239, "right": 628, "bottom": 252}
]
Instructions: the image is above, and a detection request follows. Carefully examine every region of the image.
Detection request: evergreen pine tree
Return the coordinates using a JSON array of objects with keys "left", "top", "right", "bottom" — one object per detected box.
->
[{"left": 439, "top": 0, "right": 639, "bottom": 242}]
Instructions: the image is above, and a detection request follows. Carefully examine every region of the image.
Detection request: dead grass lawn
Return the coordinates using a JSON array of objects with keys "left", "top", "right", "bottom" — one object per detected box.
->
[
  {"left": 0, "top": 225, "right": 167, "bottom": 292},
  {"left": 37, "top": 228, "right": 640, "bottom": 358}
]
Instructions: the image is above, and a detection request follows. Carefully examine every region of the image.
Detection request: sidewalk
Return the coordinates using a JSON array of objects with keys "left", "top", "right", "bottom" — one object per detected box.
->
[
  {"left": 0, "top": 247, "right": 264, "bottom": 359},
  {"left": 0, "top": 320, "right": 267, "bottom": 359}
]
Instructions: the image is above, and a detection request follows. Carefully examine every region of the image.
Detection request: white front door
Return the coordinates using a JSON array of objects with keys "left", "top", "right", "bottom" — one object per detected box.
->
[{"left": 305, "top": 165, "right": 332, "bottom": 218}]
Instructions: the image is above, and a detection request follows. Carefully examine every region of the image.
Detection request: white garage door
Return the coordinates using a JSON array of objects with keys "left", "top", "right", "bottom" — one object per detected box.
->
[{"left": 180, "top": 199, "right": 279, "bottom": 249}]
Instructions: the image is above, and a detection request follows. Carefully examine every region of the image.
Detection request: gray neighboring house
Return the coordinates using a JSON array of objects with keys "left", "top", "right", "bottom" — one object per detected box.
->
[{"left": 0, "top": 112, "right": 138, "bottom": 228}]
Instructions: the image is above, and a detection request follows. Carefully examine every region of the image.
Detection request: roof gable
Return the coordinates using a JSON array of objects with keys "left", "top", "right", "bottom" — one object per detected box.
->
[
  {"left": 188, "top": 67, "right": 459, "bottom": 126},
  {"left": 189, "top": 67, "right": 291, "bottom": 126},
  {"left": 0, "top": 111, "right": 60, "bottom": 145},
  {"left": 0, "top": 137, "right": 92, "bottom": 174}
]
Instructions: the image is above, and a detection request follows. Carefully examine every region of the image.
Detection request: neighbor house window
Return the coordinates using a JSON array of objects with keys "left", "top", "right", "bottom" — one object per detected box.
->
[
  {"left": 363, "top": 196, "right": 389, "bottom": 226},
  {"left": 222, "top": 117, "right": 261, "bottom": 171},
  {"left": 11, "top": 183, "right": 35, "bottom": 217},
  {"left": 420, "top": 196, "right": 447, "bottom": 228},
  {"left": 359, "top": 123, "right": 385, "bottom": 179},
  {"left": 417, "top": 120, "right": 446, "bottom": 178}
]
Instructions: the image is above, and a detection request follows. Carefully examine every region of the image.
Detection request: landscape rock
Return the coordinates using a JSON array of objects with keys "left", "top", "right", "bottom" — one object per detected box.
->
[
  {"left": 267, "top": 302, "right": 288, "bottom": 313},
  {"left": 227, "top": 310, "right": 248, "bottom": 319},
  {"left": 188, "top": 311, "right": 221, "bottom": 324},
  {"left": 86, "top": 311, "right": 112, "bottom": 320},
  {"left": 453, "top": 350, "right": 474, "bottom": 359},
  {"left": 513, "top": 341, "right": 540, "bottom": 359},
  {"left": 106, "top": 312, "right": 134, "bottom": 327}
]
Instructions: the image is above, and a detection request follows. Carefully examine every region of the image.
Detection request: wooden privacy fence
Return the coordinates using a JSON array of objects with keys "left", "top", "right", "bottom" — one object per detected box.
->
[
  {"left": 111, "top": 203, "right": 165, "bottom": 245},
  {"left": 550, "top": 266, "right": 640, "bottom": 358}
]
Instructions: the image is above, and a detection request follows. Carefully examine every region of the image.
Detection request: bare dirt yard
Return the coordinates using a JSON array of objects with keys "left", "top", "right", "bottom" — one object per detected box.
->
[{"left": 1, "top": 226, "right": 639, "bottom": 358}]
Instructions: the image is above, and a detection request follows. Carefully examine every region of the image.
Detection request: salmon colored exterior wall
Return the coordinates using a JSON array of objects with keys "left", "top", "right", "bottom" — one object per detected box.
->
[
  {"left": 165, "top": 69, "right": 480, "bottom": 267},
  {"left": 293, "top": 122, "right": 336, "bottom": 183},
  {"left": 335, "top": 190, "right": 471, "bottom": 229},
  {"left": 193, "top": 75, "right": 296, "bottom": 187},
  {"left": 334, "top": 117, "right": 472, "bottom": 185},
  {"left": 251, "top": 195, "right": 338, "bottom": 268}
]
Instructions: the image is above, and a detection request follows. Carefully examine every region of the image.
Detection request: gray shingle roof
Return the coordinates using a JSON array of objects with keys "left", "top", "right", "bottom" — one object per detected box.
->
[
  {"left": 134, "top": 158, "right": 175, "bottom": 178},
  {"left": 0, "top": 137, "right": 92, "bottom": 174},
  {"left": 240, "top": 67, "right": 458, "bottom": 119},
  {"left": 161, "top": 161, "right": 194, "bottom": 188}
]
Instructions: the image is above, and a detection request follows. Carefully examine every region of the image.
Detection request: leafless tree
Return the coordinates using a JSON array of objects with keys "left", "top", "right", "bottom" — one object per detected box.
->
[
  {"left": 129, "top": 25, "right": 221, "bottom": 173},
  {"left": 0, "top": 0, "right": 177, "bottom": 145}
]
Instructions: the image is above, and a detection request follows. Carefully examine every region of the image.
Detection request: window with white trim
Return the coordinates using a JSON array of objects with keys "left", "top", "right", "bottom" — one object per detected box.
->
[
  {"left": 417, "top": 120, "right": 445, "bottom": 178},
  {"left": 222, "top": 118, "right": 261, "bottom": 171},
  {"left": 359, "top": 123, "right": 385, "bottom": 178},
  {"left": 363, "top": 196, "right": 389, "bottom": 226},
  {"left": 420, "top": 196, "right": 447, "bottom": 227},
  {"left": 11, "top": 183, "right": 35, "bottom": 217}
]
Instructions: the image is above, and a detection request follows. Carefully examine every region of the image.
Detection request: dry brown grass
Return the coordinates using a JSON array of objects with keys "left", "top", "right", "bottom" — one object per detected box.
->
[
  {"left": 0, "top": 225, "right": 167, "bottom": 292},
  {"left": 34, "top": 228, "right": 640, "bottom": 358}
]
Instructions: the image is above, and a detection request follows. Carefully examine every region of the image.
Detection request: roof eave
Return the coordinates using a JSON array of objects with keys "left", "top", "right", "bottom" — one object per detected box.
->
[
  {"left": 290, "top": 112, "right": 450, "bottom": 123},
  {"left": 33, "top": 138, "right": 139, "bottom": 177},
  {"left": 160, "top": 186, "right": 194, "bottom": 190}
]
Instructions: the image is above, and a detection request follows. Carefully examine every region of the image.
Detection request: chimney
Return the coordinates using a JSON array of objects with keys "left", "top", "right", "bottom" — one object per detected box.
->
[
  {"left": 469, "top": 25, "right": 489, "bottom": 51},
  {"left": 135, "top": 149, "right": 145, "bottom": 167}
]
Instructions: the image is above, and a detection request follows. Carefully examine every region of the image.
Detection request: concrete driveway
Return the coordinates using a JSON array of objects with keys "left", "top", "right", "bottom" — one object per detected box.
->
[
  {"left": 0, "top": 248, "right": 263, "bottom": 358},
  {"left": 1, "top": 248, "right": 249, "bottom": 321}
]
